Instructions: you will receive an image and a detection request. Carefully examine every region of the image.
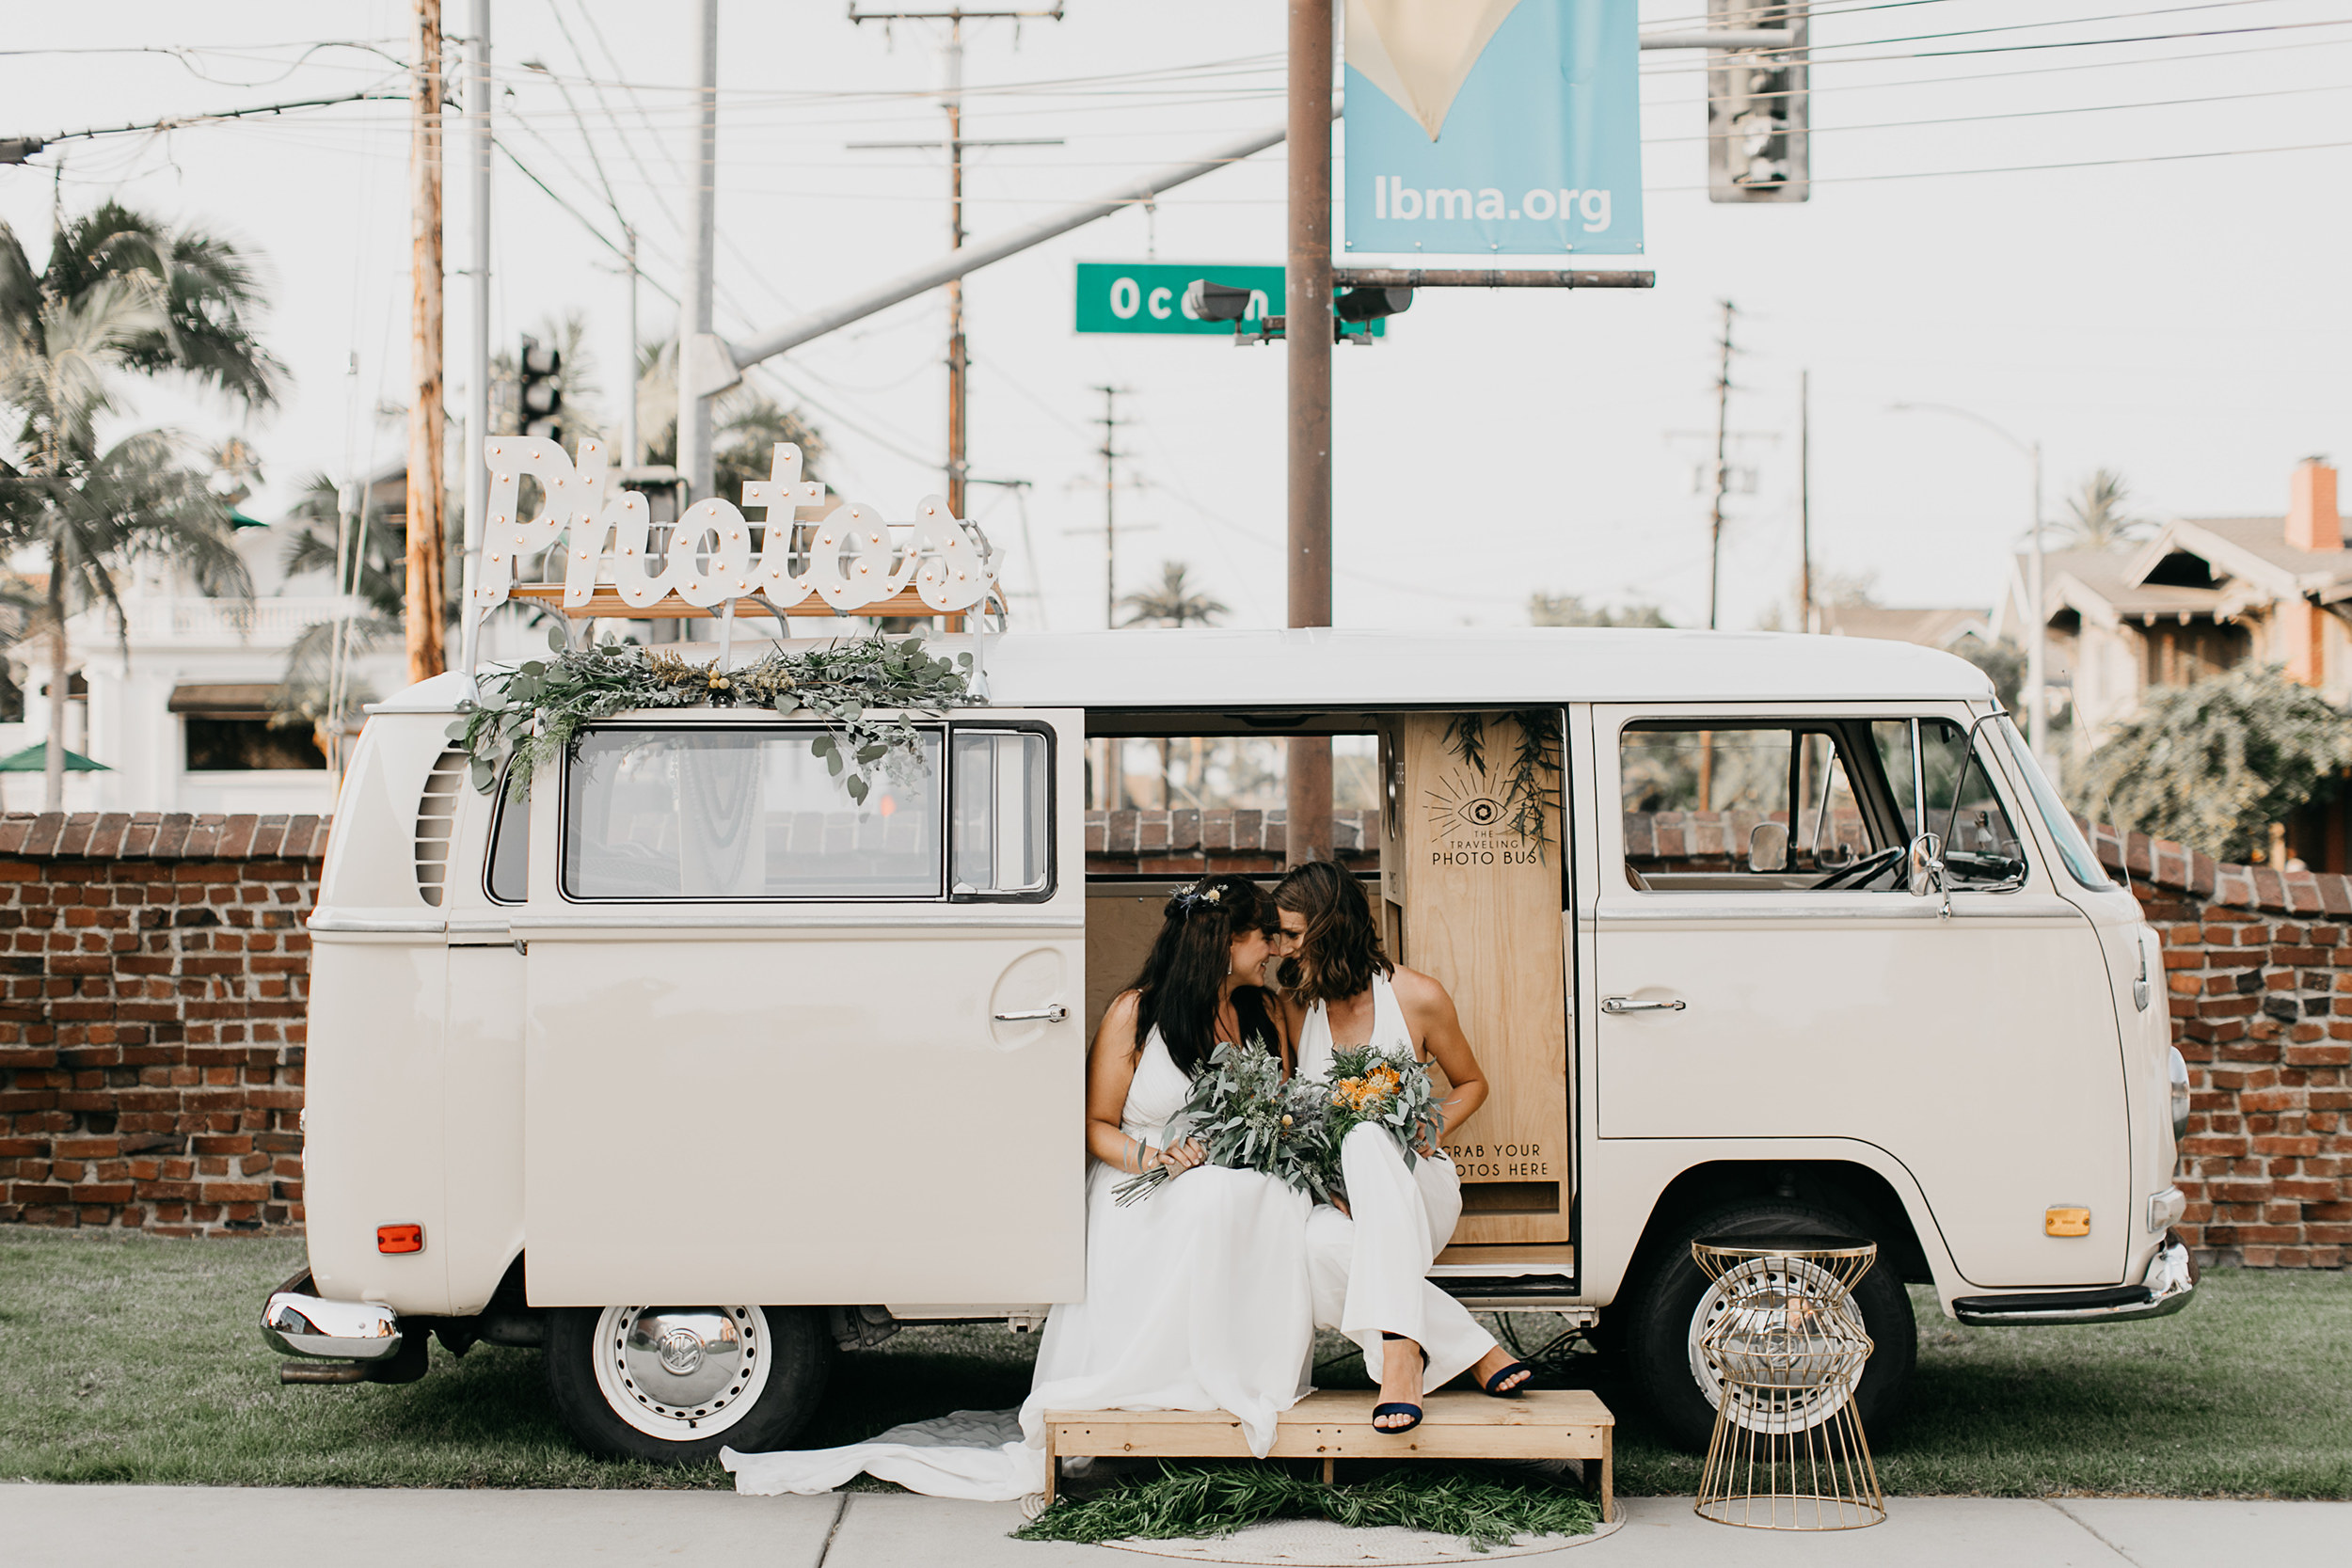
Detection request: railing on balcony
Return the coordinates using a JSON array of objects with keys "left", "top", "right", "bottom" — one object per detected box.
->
[{"left": 74, "top": 596, "right": 372, "bottom": 645}]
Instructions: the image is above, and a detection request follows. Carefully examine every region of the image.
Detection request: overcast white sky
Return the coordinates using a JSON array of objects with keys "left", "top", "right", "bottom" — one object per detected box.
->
[{"left": 4, "top": 0, "right": 2347, "bottom": 635}]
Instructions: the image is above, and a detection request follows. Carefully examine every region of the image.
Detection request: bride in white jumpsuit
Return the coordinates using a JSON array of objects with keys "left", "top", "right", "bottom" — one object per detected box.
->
[{"left": 1276, "top": 862, "right": 1534, "bottom": 1430}]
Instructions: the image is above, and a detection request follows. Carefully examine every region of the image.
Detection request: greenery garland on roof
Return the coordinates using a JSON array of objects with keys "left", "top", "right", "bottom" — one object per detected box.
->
[{"left": 449, "top": 629, "right": 977, "bottom": 805}]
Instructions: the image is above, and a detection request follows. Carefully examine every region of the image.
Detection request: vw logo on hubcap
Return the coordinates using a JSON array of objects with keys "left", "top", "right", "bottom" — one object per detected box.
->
[{"left": 655, "top": 1326, "right": 706, "bottom": 1376}]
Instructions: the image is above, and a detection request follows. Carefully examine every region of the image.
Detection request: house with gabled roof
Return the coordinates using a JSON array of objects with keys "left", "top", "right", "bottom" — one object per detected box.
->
[{"left": 2001, "top": 460, "right": 2350, "bottom": 771}]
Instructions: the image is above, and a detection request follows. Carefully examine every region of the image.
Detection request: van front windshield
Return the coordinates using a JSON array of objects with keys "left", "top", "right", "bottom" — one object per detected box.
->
[{"left": 1997, "top": 717, "right": 2112, "bottom": 891}]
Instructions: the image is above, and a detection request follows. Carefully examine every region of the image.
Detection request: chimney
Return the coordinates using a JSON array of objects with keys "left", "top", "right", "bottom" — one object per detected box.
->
[{"left": 2287, "top": 456, "right": 2340, "bottom": 552}]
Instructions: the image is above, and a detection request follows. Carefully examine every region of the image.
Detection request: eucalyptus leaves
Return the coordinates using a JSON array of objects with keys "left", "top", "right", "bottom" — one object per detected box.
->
[{"left": 449, "top": 628, "right": 977, "bottom": 805}]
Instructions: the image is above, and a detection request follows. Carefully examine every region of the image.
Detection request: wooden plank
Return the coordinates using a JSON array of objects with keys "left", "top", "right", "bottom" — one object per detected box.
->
[
  {"left": 506, "top": 582, "right": 955, "bottom": 621},
  {"left": 1435, "top": 1243, "right": 1576, "bottom": 1269},
  {"left": 1041, "top": 1389, "right": 1614, "bottom": 1519},
  {"left": 1396, "top": 714, "right": 1570, "bottom": 1243}
]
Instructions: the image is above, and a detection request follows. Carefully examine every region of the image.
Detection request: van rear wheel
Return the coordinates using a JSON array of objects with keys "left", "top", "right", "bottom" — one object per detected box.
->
[
  {"left": 545, "top": 1304, "right": 833, "bottom": 1464},
  {"left": 1618, "top": 1200, "right": 1917, "bottom": 1453}
]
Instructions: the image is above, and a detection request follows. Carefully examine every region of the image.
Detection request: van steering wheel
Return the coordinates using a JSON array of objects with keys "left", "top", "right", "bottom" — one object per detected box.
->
[{"left": 1812, "top": 844, "right": 1904, "bottom": 891}]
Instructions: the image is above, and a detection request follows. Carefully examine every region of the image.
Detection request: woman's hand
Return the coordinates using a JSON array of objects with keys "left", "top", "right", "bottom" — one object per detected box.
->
[{"left": 1154, "top": 1137, "right": 1207, "bottom": 1175}]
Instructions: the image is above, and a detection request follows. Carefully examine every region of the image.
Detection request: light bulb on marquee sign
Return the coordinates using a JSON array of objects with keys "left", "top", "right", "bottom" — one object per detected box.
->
[{"left": 473, "top": 439, "right": 1001, "bottom": 616}]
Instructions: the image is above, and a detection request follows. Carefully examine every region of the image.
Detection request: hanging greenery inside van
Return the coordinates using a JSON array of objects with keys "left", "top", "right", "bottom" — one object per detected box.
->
[{"left": 451, "top": 630, "right": 977, "bottom": 806}]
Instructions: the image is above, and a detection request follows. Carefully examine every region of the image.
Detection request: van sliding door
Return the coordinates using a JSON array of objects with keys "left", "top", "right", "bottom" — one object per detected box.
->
[{"left": 516, "top": 710, "right": 1086, "bottom": 1307}]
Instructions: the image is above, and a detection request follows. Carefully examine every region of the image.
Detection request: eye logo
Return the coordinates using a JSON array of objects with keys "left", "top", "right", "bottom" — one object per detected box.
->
[{"left": 1456, "top": 797, "right": 1503, "bottom": 829}]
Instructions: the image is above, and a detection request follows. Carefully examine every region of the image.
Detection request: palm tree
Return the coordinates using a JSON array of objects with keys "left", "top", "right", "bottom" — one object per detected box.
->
[
  {"left": 0, "top": 203, "right": 278, "bottom": 808},
  {"left": 1119, "top": 561, "right": 1228, "bottom": 628},
  {"left": 2052, "top": 468, "right": 2147, "bottom": 550}
]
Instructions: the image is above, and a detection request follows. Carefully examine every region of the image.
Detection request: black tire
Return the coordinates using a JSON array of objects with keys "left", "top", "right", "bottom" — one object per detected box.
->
[
  {"left": 1617, "top": 1199, "right": 1917, "bottom": 1453},
  {"left": 545, "top": 1304, "right": 834, "bottom": 1464}
]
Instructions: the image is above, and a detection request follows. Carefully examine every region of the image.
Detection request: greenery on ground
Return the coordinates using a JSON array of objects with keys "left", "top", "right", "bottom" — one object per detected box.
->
[
  {"left": 2, "top": 1230, "right": 2345, "bottom": 1500},
  {"left": 2077, "top": 663, "right": 2352, "bottom": 863},
  {"left": 1015, "top": 1461, "right": 1599, "bottom": 1547}
]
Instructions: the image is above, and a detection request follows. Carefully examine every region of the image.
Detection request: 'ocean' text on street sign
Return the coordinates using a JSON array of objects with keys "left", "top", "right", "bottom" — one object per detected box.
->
[{"left": 1073, "top": 263, "right": 1384, "bottom": 337}]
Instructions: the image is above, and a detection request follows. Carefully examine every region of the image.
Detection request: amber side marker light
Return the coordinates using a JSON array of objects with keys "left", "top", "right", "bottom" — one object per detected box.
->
[
  {"left": 377, "top": 1224, "right": 424, "bottom": 1254},
  {"left": 2044, "top": 1207, "right": 2091, "bottom": 1237}
]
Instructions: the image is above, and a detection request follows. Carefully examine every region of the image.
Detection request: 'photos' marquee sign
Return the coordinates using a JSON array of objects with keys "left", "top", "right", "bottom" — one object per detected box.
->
[{"left": 472, "top": 438, "right": 1000, "bottom": 617}]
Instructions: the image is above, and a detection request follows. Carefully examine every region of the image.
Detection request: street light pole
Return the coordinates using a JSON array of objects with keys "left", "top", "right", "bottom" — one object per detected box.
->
[{"left": 1890, "top": 401, "right": 2049, "bottom": 770}]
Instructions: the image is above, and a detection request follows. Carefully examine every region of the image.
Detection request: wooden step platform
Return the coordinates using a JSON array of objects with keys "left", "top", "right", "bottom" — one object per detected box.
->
[{"left": 1041, "top": 1388, "right": 1613, "bottom": 1517}]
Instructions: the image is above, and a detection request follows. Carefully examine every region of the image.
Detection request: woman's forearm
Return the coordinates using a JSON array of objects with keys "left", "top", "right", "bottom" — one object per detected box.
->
[
  {"left": 1435, "top": 1078, "right": 1488, "bottom": 1139},
  {"left": 1087, "top": 1117, "right": 1159, "bottom": 1173}
]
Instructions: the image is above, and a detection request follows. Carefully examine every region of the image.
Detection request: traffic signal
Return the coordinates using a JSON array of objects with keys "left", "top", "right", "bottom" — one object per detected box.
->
[
  {"left": 1707, "top": 2, "right": 1808, "bottom": 203},
  {"left": 518, "top": 334, "right": 564, "bottom": 440},
  {"left": 1183, "top": 278, "right": 1255, "bottom": 323},
  {"left": 1334, "top": 286, "right": 1412, "bottom": 323}
]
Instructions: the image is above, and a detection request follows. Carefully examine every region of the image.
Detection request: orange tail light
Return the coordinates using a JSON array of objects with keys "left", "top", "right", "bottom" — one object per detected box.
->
[{"left": 377, "top": 1224, "right": 424, "bottom": 1254}]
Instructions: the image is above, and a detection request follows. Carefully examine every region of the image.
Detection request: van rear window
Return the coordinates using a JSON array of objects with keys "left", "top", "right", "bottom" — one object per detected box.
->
[{"left": 562, "top": 727, "right": 945, "bottom": 900}]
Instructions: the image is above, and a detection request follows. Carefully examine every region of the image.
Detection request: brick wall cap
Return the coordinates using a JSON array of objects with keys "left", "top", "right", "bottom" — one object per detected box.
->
[{"left": 0, "top": 814, "right": 329, "bottom": 863}]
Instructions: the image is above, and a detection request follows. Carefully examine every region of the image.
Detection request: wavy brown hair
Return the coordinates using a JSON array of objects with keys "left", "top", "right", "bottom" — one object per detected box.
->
[{"left": 1273, "top": 861, "right": 1392, "bottom": 1005}]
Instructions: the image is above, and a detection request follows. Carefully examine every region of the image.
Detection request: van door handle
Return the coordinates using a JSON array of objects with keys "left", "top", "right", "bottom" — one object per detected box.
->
[
  {"left": 993, "top": 1004, "right": 1070, "bottom": 1023},
  {"left": 1601, "top": 995, "right": 1686, "bottom": 1014}
]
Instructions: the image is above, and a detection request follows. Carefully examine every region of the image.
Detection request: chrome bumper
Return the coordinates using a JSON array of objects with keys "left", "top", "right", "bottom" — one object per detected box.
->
[
  {"left": 1951, "top": 1233, "right": 2199, "bottom": 1326},
  {"left": 261, "top": 1270, "right": 404, "bottom": 1360}
]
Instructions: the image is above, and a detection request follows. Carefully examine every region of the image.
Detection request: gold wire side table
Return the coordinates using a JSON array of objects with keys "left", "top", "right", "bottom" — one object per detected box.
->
[{"left": 1690, "top": 1235, "right": 1886, "bottom": 1531}]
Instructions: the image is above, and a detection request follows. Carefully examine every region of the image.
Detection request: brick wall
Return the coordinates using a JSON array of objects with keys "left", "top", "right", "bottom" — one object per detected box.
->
[
  {"left": 3, "top": 807, "right": 2342, "bottom": 1266},
  {"left": 1085, "top": 808, "right": 1380, "bottom": 876},
  {"left": 0, "top": 813, "right": 327, "bottom": 1236}
]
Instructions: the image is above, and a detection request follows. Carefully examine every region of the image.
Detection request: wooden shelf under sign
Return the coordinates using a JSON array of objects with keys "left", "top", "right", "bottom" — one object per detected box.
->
[{"left": 506, "top": 583, "right": 962, "bottom": 621}]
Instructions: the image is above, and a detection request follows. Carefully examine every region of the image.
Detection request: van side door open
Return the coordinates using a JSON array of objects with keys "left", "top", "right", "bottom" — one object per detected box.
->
[{"left": 516, "top": 710, "right": 1087, "bottom": 1307}]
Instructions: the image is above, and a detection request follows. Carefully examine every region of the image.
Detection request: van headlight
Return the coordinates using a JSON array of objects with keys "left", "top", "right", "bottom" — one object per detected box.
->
[{"left": 2168, "top": 1046, "right": 2190, "bottom": 1142}]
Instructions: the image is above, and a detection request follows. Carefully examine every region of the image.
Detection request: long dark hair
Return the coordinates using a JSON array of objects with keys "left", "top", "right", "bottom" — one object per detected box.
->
[
  {"left": 1130, "top": 874, "right": 1279, "bottom": 1076},
  {"left": 1274, "top": 860, "right": 1392, "bottom": 1005}
]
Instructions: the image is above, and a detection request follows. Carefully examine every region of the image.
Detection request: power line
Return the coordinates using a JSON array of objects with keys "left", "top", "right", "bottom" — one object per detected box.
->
[{"left": 1651, "top": 133, "right": 2352, "bottom": 192}]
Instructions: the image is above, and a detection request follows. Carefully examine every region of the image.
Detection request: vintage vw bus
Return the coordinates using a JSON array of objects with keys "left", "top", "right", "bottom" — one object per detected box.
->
[{"left": 262, "top": 624, "right": 2193, "bottom": 1461}]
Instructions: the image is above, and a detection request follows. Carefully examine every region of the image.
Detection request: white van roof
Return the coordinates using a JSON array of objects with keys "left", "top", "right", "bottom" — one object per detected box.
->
[{"left": 377, "top": 627, "right": 1993, "bottom": 714}]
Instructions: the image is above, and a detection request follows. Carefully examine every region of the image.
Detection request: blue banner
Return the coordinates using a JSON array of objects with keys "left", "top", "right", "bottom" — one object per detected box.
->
[{"left": 1343, "top": 0, "right": 1643, "bottom": 258}]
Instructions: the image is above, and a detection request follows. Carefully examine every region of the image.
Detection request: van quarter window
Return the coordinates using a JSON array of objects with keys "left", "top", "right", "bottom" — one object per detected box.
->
[
  {"left": 485, "top": 768, "right": 529, "bottom": 904},
  {"left": 562, "top": 727, "right": 946, "bottom": 900},
  {"left": 951, "top": 731, "right": 1052, "bottom": 896}
]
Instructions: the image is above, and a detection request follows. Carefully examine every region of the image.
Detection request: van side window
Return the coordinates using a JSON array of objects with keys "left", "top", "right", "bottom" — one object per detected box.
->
[
  {"left": 485, "top": 768, "right": 529, "bottom": 903},
  {"left": 1620, "top": 723, "right": 1870, "bottom": 892},
  {"left": 1873, "top": 719, "right": 2028, "bottom": 888},
  {"left": 952, "top": 730, "right": 1052, "bottom": 897},
  {"left": 563, "top": 727, "right": 945, "bottom": 900}
]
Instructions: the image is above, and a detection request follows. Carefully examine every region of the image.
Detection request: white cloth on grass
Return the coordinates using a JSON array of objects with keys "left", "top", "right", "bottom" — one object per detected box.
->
[
  {"left": 1296, "top": 973, "right": 1497, "bottom": 1388},
  {"left": 723, "top": 1026, "right": 1315, "bottom": 1500}
]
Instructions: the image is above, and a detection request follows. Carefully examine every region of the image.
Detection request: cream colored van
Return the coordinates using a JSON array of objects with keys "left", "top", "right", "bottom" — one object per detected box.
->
[{"left": 262, "top": 626, "right": 2193, "bottom": 1461}]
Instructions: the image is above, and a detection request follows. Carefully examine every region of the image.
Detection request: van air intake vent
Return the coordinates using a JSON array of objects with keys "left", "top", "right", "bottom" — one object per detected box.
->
[{"left": 415, "top": 748, "right": 467, "bottom": 907}]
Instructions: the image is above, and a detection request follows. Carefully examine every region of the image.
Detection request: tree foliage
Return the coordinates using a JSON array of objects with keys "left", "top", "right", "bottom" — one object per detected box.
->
[
  {"left": 2078, "top": 663, "right": 2352, "bottom": 863},
  {"left": 2052, "top": 467, "right": 2150, "bottom": 551},
  {"left": 1120, "top": 561, "right": 1227, "bottom": 627},
  {"left": 1528, "top": 592, "right": 1671, "bottom": 628}
]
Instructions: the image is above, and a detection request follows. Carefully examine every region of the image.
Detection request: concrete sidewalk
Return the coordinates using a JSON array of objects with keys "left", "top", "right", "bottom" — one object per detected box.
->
[{"left": 2, "top": 1485, "right": 2344, "bottom": 1566}]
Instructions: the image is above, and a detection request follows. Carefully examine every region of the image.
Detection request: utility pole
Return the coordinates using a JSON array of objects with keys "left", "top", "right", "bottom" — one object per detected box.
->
[
  {"left": 1286, "top": 0, "right": 1334, "bottom": 868},
  {"left": 1707, "top": 299, "right": 1736, "bottom": 630},
  {"left": 850, "top": 7, "right": 1063, "bottom": 517},
  {"left": 456, "top": 0, "right": 492, "bottom": 680},
  {"left": 1094, "top": 386, "right": 1123, "bottom": 629},
  {"left": 1799, "top": 367, "right": 1813, "bottom": 634},
  {"left": 675, "top": 0, "right": 719, "bottom": 503},
  {"left": 406, "top": 0, "right": 448, "bottom": 684}
]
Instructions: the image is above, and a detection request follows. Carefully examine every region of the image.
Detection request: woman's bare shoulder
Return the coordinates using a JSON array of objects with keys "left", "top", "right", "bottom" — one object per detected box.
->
[
  {"left": 1389, "top": 965, "right": 1454, "bottom": 1007},
  {"left": 1094, "top": 990, "right": 1143, "bottom": 1050}
]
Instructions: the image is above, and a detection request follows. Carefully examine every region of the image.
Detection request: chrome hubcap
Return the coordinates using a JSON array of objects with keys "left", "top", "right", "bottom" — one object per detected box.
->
[{"left": 612, "top": 1307, "right": 756, "bottom": 1421}]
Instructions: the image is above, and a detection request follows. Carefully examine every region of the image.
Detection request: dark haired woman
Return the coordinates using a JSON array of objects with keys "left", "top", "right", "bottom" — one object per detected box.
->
[
  {"left": 725, "top": 875, "right": 1311, "bottom": 1499},
  {"left": 1274, "top": 861, "right": 1532, "bottom": 1433}
]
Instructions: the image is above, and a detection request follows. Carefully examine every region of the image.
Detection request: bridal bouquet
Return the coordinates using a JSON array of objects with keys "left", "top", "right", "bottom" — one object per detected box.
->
[
  {"left": 1114, "top": 1038, "right": 1335, "bottom": 1207},
  {"left": 1323, "top": 1044, "right": 1446, "bottom": 1180}
]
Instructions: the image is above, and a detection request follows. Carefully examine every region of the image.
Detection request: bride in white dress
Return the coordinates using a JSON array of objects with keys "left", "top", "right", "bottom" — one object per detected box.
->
[
  {"left": 724, "top": 875, "right": 1314, "bottom": 1500},
  {"left": 1274, "top": 862, "right": 1534, "bottom": 1433}
]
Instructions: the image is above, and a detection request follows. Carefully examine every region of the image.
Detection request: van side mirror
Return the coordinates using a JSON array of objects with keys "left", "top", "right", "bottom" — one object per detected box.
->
[
  {"left": 1747, "top": 821, "right": 1788, "bottom": 873},
  {"left": 1907, "top": 832, "right": 1951, "bottom": 918}
]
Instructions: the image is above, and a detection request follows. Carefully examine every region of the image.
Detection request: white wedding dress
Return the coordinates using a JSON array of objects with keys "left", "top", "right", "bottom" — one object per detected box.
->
[
  {"left": 1298, "top": 973, "right": 1499, "bottom": 1389},
  {"left": 723, "top": 1024, "right": 1315, "bottom": 1500}
]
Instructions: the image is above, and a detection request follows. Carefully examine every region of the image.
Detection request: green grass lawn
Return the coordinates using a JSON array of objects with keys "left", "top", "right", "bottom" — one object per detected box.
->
[{"left": 1, "top": 1230, "right": 2344, "bottom": 1496}]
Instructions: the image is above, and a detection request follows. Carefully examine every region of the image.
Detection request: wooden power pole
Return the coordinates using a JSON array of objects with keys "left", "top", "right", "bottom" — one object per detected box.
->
[
  {"left": 1285, "top": 0, "right": 1334, "bottom": 868},
  {"left": 406, "top": 0, "right": 448, "bottom": 683},
  {"left": 1707, "top": 299, "right": 1735, "bottom": 631}
]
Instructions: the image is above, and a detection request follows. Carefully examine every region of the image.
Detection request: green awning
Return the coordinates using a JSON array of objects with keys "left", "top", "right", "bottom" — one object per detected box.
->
[{"left": 0, "top": 743, "right": 110, "bottom": 772}]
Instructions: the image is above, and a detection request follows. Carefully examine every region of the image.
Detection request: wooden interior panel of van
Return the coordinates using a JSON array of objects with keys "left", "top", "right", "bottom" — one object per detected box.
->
[
  {"left": 1083, "top": 886, "right": 1170, "bottom": 1045},
  {"left": 1391, "top": 713, "right": 1571, "bottom": 1245}
]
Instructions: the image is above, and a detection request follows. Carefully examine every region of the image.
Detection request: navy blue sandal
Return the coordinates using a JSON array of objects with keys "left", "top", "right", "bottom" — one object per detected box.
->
[
  {"left": 1374, "top": 1333, "right": 1428, "bottom": 1433},
  {"left": 1482, "top": 1358, "right": 1534, "bottom": 1397}
]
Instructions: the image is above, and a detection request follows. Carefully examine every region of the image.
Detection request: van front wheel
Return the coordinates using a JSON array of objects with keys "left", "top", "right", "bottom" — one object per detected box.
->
[
  {"left": 546, "top": 1304, "right": 833, "bottom": 1464},
  {"left": 1618, "top": 1201, "right": 1917, "bottom": 1453}
]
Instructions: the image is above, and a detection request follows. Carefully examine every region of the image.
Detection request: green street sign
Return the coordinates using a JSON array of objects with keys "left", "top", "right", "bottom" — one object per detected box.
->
[{"left": 1073, "top": 262, "right": 1383, "bottom": 337}]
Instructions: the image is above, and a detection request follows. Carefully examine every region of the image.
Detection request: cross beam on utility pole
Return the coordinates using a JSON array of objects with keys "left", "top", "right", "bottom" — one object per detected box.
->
[
  {"left": 850, "top": 4, "right": 1064, "bottom": 518},
  {"left": 407, "top": 0, "right": 448, "bottom": 683}
]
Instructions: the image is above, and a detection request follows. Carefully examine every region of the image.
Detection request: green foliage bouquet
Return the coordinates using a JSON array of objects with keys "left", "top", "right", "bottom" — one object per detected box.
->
[
  {"left": 1321, "top": 1044, "right": 1446, "bottom": 1191},
  {"left": 1114, "top": 1039, "right": 1335, "bottom": 1207}
]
